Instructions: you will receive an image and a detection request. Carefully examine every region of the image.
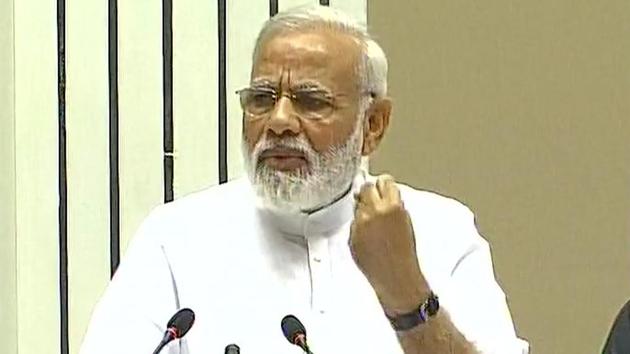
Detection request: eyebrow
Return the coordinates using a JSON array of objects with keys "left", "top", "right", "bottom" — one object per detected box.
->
[
  {"left": 250, "top": 79, "right": 276, "bottom": 89},
  {"left": 291, "top": 81, "right": 331, "bottom": 92}
]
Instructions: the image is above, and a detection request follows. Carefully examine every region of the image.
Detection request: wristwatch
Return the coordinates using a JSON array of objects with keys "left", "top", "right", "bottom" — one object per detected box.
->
[{"left": 385, "top": 292, "right": 440, "bottom": 331}]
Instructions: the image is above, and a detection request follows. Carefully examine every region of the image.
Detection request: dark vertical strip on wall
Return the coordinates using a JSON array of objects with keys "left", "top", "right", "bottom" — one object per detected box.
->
[
  {"left": 163, "top": 0, "right": 174, "bottom": 201},
  {"left": 319, "top": 0, "right": 329, "bottom": 5},
  {"left": 57, "top": 0, "right": 69, "bottom": 352},
  {"left": 218, "top": 0, "right": 228, "bottom": 184},
  {"left": 108, "top": 0, "right": 120, "bottom": 275},
  {"left": 270, "top": 0, "right": 278, "bottom": 16}
]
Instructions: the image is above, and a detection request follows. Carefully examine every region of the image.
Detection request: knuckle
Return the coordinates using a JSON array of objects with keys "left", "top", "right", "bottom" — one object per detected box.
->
[
  {"left": 376, "top": 202, "right": 397, "bottom": 214},
  {"left": 358, "top": 213, "right": 371, "bottom": 223},
  {"left": 374, "top": 205, "right": 388, "bottom": 215},
  {"left": 380, "top": 173, "right": 394, "bottom": 181},
  {"left": 352, "top": 213, "right": 368, "bottom": 225},
  {"left": 380, "top": 174, "right": 395, "bottom": 183}
]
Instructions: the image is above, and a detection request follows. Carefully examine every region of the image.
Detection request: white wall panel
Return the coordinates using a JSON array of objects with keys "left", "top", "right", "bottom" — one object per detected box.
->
[
  {"left": 330, "top": 0, "right": 367, "bottom": 25},
  {"left": 14, "top": 0, "right": 60, "bottom": 352},
  {"left": 118, "top": 0, "right": 165, "bottom": 253},
  {"left": 0, "top": 0, "right": 17, "bottom": 352},
  {"left": 173, "top": 0, "right": 219, "bottom": 197},
  {"left": 279, "top": 0, "right": 319, "bottom": 12},
  {"left": 65, "top": 0, "right": 111, "bottom": 352}
]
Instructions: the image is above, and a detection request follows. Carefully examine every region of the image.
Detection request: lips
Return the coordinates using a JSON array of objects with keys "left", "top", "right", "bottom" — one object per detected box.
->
[
  {"left": 258, "top": 148, "right": 308, "bottom": 171},
  {"left": 259, "top": 148, "right": 306, "bottom": 159}
]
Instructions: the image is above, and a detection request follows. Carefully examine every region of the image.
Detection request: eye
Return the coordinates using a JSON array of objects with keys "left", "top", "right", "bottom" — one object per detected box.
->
[
  {"left": 294, "top": 92, "right": 333, "bottom": 113},
  {"left": 243, "top": 90, "right": 276, "bottom": 114}
]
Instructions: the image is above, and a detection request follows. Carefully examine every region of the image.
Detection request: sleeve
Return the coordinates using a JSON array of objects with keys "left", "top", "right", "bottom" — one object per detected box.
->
[
  {"left": 443, "top": 239, "right": 529, "bottom": 354},
  {"left": 402, "top": 188, "right": 529, "bottom": 354},
  {"left": 79, "top": 208, "right": 187, "bottom": 354}
]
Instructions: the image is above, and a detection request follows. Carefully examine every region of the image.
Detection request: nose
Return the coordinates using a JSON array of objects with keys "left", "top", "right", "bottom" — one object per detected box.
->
[{"left": 266, "top": 95, "right": 301, "bottom": 137}]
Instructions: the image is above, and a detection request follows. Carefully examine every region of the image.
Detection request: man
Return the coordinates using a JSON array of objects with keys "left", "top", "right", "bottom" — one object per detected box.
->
[
  {"left": 81, "top": 5, "right": 528, "bottom": 354},
  {"left": 603, "top": 300, "right": 630, "bottom": 353}
]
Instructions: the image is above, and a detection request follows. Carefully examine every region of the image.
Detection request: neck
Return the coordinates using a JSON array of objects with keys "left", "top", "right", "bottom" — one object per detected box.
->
[{"left": 300, "top": 181, "right": 353, "bottom": 215}]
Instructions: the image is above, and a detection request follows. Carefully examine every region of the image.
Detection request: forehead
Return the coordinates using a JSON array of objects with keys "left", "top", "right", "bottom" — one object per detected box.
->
[{"left": 251, "top": 29, "right": 362, "bottom": 91}]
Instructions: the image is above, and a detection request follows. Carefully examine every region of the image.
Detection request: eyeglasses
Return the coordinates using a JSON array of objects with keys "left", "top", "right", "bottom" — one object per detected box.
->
[{"left": 236, "top": 86, "right": 339, "bottom": 121}]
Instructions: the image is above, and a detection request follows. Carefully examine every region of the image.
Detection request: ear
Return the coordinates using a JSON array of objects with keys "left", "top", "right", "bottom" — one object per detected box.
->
[{"left": 361, "top": 97, "right": 392, "bottom": 156}]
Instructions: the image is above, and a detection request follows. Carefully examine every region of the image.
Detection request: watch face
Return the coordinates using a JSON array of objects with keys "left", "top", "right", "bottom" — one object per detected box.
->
[{"left": 427, "top": 292, "right": 440, "bottom": 316}]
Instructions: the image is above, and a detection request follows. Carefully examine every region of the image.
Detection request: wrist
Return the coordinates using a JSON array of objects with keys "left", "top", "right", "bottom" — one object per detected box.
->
[
  {"left": 380, "top": 280, "right": 432, "bottom": 316},
  {"left": 384, "top": 291, "right": 441, "bottom": 332}
]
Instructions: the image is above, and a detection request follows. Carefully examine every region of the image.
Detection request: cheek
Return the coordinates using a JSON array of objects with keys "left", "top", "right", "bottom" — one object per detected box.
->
[
  {"left": 243, "top": 120, "right": 265, "bottom": 150},
  {"left": 303, "top": 118, "right": 355, "bottom": 153}
]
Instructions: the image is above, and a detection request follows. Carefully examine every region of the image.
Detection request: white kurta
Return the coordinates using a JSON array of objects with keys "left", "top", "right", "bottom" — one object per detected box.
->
[{"left": 80, "top": 175, "right": 528, "bottom": 354}]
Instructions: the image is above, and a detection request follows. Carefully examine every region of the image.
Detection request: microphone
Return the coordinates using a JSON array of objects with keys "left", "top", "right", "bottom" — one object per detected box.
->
[
  {"left": 152, "top": 308, "right": 195, "bottom": 354},
  {"left": 281, "top": 315, "right": 313, "bottom": 354},
  {"left": 224, "top": 344, "right": 240, "bottom": 354}
]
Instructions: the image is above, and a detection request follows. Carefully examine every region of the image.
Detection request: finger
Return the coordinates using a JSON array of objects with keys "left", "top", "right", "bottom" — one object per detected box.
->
[
  {"left": 354, "top": 208, "right": 370, "bottom": 222},
  {"left": 353, "top": 192, "right": 363, "bottom": 210},
  {"left": 358, "top": 182, "right": 381, "bottom": 207},
  {"left": 376, "top": 175, "right": 401, "bottom": 203},
  {"left": 353, "top": 192, "right": 369, "bottom": 211},
  {"left": 353, "top": 193, "right": 369, "bottom": 215}
]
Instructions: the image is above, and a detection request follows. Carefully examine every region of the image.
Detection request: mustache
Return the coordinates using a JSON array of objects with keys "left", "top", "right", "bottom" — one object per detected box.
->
[{"left": 252, "top": 137, "right": 314, "bottom": 162}]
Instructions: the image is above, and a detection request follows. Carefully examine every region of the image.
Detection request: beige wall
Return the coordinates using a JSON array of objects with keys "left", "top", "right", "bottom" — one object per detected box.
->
[
  {"left": 0, "top": 0, "right": 16, "bottom": 353},
  {"left": 368, "top": 1, "right": 630, "bottom": 353}
]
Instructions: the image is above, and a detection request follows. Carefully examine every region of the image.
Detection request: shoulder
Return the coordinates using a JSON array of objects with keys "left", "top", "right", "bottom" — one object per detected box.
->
[
  {"left": 136, "top": 177, "right": 254, "bottom": 244},
  {"left": 152, "top": 177, "right": 252, "bottom": 219},
  {"left": 395, "top": 182, "right": 488, "bottom": 278},
  {"left": 165, "top": 177, "right": 250, "bottom": 209},
  {"left": 397, "top": 182, "right": 475, "bottom": 224}
]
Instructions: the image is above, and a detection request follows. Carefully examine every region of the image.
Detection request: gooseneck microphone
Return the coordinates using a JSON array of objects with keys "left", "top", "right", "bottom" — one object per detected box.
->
[
  {"left": 152, "top": 308, "right": 196, "bottom": 354},
  {"left": 281, "top": 315, "right": 314, "bottom": 354}
]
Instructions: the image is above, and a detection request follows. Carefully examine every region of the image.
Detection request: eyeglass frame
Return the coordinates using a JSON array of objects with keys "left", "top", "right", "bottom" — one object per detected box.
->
[{"left": 235, "top": 85, "right": 375, "bottom": 121}]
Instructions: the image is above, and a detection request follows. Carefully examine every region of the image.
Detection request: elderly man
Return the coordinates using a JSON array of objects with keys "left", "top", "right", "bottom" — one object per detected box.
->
[
  {"left": 81, "top": 5, "right": 528, "bottom": 354},
  {"left": 603, "top": 300, "right": 630, "bottom": 353}
]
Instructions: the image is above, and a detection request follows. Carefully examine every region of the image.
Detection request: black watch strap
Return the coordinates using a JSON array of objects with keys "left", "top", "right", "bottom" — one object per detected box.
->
[{"left": 386, "top": 292, "right": 440, "bottom": 332}]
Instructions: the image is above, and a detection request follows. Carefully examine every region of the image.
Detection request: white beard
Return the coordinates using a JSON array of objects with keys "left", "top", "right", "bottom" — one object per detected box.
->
[{"left": 243, "top": 119, "right": 364, "bottom": 213}]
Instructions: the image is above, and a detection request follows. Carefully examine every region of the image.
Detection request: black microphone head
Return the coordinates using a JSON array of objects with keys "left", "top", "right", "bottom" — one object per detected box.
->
[
  {"left": 167, "top": 308, "right": 195, "bottom": 339},
  {"left": 224, "top": 344, "right": 240, "bottom": 354},
  {"left": 281, "top": 314, "right": 306, "bottom": 344}
]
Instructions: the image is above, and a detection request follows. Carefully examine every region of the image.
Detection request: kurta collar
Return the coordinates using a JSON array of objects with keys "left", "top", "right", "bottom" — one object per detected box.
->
[{"left": 255, "top": 172, "right": 368, "bottom": 238}]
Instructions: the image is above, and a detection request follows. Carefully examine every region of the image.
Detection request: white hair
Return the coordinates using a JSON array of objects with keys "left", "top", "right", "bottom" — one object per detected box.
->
[{"left": 252, "top": 5, "right": 388, "bottom": 99}]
